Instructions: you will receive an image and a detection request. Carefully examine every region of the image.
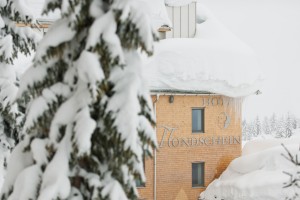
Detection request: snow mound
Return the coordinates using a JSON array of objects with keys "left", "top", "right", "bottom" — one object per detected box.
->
[
  {"left": 243, "top": 134, "right": 300, "bottom": 156},
  {"left": 144, "top": 5, "right": 263, "bottom": 97},
  {"left": 200, "top": 136, "right": 300, "bottom": 200}
]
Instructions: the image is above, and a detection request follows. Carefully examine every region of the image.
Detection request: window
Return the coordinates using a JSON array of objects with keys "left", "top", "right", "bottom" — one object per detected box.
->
[
  {"left": 192, "top": 162, "right": 205, "bottom": 187},
  {"left": 192, "top": 108, "right": 204, "bottom": 133},
  {"left": 136, "top": 178, "right": 145, "bottom": 188}
]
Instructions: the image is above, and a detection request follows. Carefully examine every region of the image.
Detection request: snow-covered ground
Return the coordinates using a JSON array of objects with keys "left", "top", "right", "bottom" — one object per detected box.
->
[{"left": 200, "top": 135, "right": 300, "bottom": 200}]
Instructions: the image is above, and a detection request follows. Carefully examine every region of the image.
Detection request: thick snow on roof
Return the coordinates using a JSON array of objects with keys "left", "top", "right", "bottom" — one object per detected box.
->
[
  {"left": 138, "top": 0, "right": 171, "bottom": 30},
  {"left": 144, "top": 5, "right": 263, "bottom": 97},
  {"left": 200, "top": 134, "right": 300, "bottom": 200}
]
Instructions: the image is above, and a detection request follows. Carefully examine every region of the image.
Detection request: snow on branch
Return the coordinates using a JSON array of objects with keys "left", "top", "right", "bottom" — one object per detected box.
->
[{"left": 282, "top": 143, "right": 300, "bottom": 200}]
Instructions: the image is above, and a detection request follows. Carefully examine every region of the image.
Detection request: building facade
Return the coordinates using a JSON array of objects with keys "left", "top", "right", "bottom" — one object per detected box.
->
[
  {"left": 138, "top": 94, "right": 242, "bottom": 200},
  {"left": 139, "top": 0, "right": 261, "bottom": 199}
]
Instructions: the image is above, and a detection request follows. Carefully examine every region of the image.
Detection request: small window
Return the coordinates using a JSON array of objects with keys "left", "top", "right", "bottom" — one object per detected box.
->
[
  {"left": 136, "top": 178, "right": 145, "bottom": 188},
  {"left": 192, "top": 108, "right": 204, "bottom": 133},
  {"left": 192, "top": 162, "right": 205, "bottom": 187}
]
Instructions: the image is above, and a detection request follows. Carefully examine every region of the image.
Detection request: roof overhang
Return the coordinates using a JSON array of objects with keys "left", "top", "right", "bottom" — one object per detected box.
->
[
  {"left": 150, "top": 89, "right": 216, "bottom": 95},
  {"left": 150, "top": 89, "right": 262, "bottom": 97}
]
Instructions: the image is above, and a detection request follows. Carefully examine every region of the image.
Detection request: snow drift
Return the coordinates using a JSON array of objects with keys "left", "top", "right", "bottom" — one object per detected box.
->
[
  {"left": 144, "top": 5, "right": 264, "bottom": 98},
  {"left": 200, "top": 135, "right": 300, "bottom": 200}
]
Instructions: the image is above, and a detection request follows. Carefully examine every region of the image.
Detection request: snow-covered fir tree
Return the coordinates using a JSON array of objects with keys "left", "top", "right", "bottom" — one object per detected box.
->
[
  {"left": 1, "top": 0, "right": 157, "bottom": 199},
  {"left": 0, "top": 0, "right": 40, "bottom": 188},
  {"left": 242, "top": 120, "right": 248, "bottom": 140},
  {"left": 254, "top": 116, "right": 261, "bottom": 137},
  {"left": 292, "top": 117, "right": 298, "bottom": 129},
  {"left": 270, "top": 113, "right": 277, "bottom": 134},
  {"left": 285, "top": 112, "right": 293, "bottom": 138},
  {"left": 0, "top": 0, "right": 40, "bottom": 144},
  {"left": 275, "top": 116, "right": 286, "bottom": 138},
  {"left": 262, "top": 116, "right": 271, "bottom": 135},
  {"left": 242, "top": 120, "right": 255, "bottom": 141}
]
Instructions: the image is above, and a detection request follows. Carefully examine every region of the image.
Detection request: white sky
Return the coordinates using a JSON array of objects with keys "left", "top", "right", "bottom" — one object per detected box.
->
[{"left": 200, "top": 0, "right": 300, "bottom": 120}]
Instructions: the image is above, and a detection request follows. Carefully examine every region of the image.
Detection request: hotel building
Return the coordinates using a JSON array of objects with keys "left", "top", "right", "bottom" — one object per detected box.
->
[{"left": 137, "top": 1, "right": 262, "bottom": 199}]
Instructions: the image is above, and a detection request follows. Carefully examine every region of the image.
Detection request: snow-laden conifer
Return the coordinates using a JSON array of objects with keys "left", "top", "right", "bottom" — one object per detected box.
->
[
  {"left": 1, "top": 0, "right": 157, "bottom": 199},
  {"left": 0, "top": 0, "right": 40, "bottom": 143}
]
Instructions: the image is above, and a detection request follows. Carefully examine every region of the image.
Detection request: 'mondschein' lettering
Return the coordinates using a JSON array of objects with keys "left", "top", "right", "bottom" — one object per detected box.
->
[{"left": 159, "top": 126, "right": 241, "bottom": 148}]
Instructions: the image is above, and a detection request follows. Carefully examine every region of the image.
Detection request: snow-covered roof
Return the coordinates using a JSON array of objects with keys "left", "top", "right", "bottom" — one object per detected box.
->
[
  {"left": 138, "top": 0, "right": 171, "bottom": 30},
  {"left": 144, "top": 5, "right": 264, "bottom": 98}
]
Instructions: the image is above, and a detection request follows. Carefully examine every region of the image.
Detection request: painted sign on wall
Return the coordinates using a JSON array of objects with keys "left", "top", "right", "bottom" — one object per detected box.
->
[{"left": 158, "top": 126, "right": 240, "bottom": 148}]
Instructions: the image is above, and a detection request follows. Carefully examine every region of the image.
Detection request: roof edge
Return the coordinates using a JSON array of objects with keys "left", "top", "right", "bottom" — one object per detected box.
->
[
  {"left": 150, "top": 89, "right": 262, "bottom": 97},
  {"left": 150, "top": 89, "right": 216, "bottom": 95}
]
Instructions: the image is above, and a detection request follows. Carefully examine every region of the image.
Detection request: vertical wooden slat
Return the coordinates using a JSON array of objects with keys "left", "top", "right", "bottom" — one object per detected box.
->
[
  {"left": 173, "top": 6, "right": 181, "bottom": 38},
  {"left": 180, "top": 5, "right": 189, "bottom": 38},
  {"left": 165, "top": 2, "right": 197, "bottom": 39},
  {"left": 188, "top": 2, "right": 196, "bottom": 38},
  {"left": 166, "top": 6, "right": 173, "bottom": 39},
  {"left": 172, "top": 6, "right": 175, "bottom": 38}
]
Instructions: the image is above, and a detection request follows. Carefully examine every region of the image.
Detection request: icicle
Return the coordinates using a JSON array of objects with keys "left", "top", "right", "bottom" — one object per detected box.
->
[{"left": 221, "top": 96, "right": 244, "bottom": 125}]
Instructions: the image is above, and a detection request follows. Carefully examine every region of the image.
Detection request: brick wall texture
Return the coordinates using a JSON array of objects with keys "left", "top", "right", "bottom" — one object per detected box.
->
[{"left": 138, "top": 95, "right": 242, "bottom": 200}]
